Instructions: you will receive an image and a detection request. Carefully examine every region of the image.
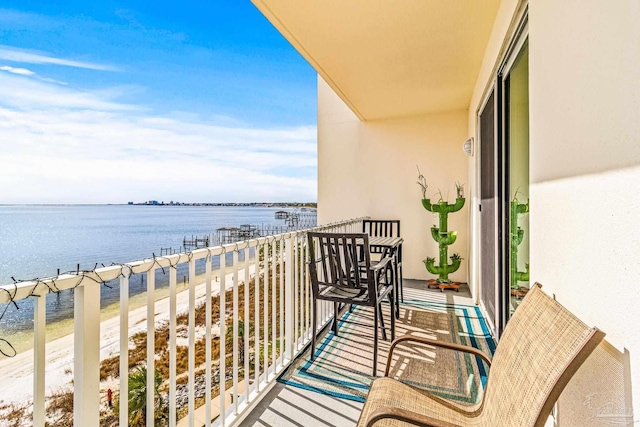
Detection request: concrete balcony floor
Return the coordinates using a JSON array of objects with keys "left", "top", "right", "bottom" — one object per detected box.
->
[{"left": 240, "top": 279, "right": 475, "bottom": 427}]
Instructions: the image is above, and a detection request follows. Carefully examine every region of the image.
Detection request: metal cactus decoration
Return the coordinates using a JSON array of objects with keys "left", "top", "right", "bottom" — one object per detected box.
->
[
  {"left": 510, "top": 197, "right": 530, "bottom": 289},
  {"left": 417, "top": 169, "right": 465, "bottom": 283}
]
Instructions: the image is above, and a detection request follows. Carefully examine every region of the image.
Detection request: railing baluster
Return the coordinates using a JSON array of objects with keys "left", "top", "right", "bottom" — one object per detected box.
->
[
  {"left": 232, "top": 249, "right": 239, "bottom": 415},
  {"left": 254, "top": 242, "right": 261, "bottom": 393},
  {"left": 263, "top": 240, "right": 269, "bottom": 381},
  {"left": 33, "top": 293, "right": 45, "bottom": 427},
  {"left": 305, "top": 242, "right": 310, "bottom": 342},
  {"left": 119, "top": 273, "right": 130, "bottom": 427},
  {"left": 271, "top": 239, "right": 277, "bottom": 370},
  {"left": 146, "top": 269, "right": 155, "bottom": 426},
  {"left": 243, "top": 246, "right": 250, "bottom": 403},
  {"left": 169, "top": 263, "right": 177, "bottom": 427},
  {"left": 205, "top": 252, "right": 213, "bottom": 427},
  {"left": 219, "top": 253, "right": 226, "bottom": 427},
  {"left": 293, "top": 235, "right": 299, "bottom": 350},
  {"left": 279, "top": 236, "right": 284, "bottom": 369},
  {"left": 285, "top": 235, "right": 293, "bottom": 362},
  {"left": 73, "top": 283, "right": 100, "bottom": 426},
  {"left": 188, "top": 259, "right": 196, "bottom": 427}
]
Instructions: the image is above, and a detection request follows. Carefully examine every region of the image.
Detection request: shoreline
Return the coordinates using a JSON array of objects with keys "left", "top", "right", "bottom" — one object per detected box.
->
[
  {"left": 2, "top": 261, "right": 247, "bottom": 356},
  {"left": 0, "top": 262, "right": 254, "bottom": 406}
]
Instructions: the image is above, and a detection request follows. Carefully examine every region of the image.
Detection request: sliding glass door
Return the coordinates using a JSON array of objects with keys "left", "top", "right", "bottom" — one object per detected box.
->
[
  {"left": 478, "top": 15, "right": 529, "bottom": 337},
  {"left": 503, "top": 43, "right": 530, "bottom": 316}
]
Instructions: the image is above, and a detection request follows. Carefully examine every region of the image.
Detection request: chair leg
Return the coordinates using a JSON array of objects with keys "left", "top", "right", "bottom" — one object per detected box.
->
[
  {"left": 373, "top": 305, "right": 378, "bottom": 377},
  {"left": 389, "top": 291, "right": 396, "bottom": 341},
  {"left": 377, "top": 303, "right": 388, "bottom": 341},
  {"left": 389, "top": 263, "right": 400, "bottom": 319},
  {"left": 399, "top": 262, "right": 404, "bottom": 303},
  {"left": 311, "top": 300, "right": 317, "bottom": 361},
  {"left": 333, "top": 301, "right": 339, "bottom": 336}
]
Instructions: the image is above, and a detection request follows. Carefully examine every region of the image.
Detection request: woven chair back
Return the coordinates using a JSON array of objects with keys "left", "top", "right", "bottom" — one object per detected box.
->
[{"left": 480, "top": 284, "right": 605, "bottom": 427}]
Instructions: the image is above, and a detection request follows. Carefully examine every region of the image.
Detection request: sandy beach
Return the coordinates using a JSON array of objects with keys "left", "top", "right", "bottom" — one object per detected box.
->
[{"left": 0, "top": 264, "right": 254, "bottom": 407}]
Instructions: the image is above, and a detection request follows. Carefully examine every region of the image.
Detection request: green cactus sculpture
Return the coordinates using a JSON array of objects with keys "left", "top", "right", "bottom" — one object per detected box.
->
[
  {"left": 510, "top": 198, "right": 530, "bottom": 289},
  {"left": 422, "top": 197, "right": 465, "bottom": 282}
]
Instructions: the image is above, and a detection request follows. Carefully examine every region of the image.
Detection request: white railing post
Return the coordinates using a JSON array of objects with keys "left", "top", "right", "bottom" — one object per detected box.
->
[
  {"left": 33, "top": 293, "right": 46, "bottom": 427},
  {"left": 293, "top": 234, "right": 299, "bottom": 350},
  {"left": 147, "top": 270, "right": 156, "bottom": 426},
  {"left": 285, "top": 235, "right": 294, "bottom": 362},
  {"left": 188, "top": 259, "right": 196, "bottom": 427},
  {"left": 279, "top": 238, "right": 284, "bottom": 369},
  {"left": 169, "top": 264, "right": 177, "bottom": 427},
  {"left": 219, "top": 252, "right": 227, "bottom": 427},
  {"left": 119, "top": 273, "right": 130, "bottom": 427},
  {"left": 263, "top": 241, "right": 269, "bottom": 381},
  {"left": 74, "top": 283, "right": 101, "bottom": 426},
  {"left": 205, "top": 253, "right": 213, "bottom": 427},
  {"left": 305, "top": 241, "right": 310, "bottom": 341},
  {"left": 232, "top": 248, "right": 239, "bottom": 415},
  {"left": 254, "top": 243, "right": 261, "bottom": 392},
  {"left": 243, "top": 246, "right": 250, "bottom": 403},
  {"left": 271, "top": 239, "right": 277, "bottom": 370}
]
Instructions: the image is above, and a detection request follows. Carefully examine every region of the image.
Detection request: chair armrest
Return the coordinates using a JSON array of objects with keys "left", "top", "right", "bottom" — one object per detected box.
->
[
  {"left": 370, "top": 256, "right": 392, "bottom": 272},
  {"left": 366, "top": 407, "right": 462, "bottom": 427},
  {"left": 385, "top": 335, "right": 492, "bottom": 377}
]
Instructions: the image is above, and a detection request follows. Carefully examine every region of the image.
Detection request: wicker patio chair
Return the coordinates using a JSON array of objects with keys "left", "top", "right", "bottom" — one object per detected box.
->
[
  {"left": 308, "top": 232, "right": 395, "bottom": 376},
  {"left": 357, "top": 283, "right": 605, "bottom": 427}
]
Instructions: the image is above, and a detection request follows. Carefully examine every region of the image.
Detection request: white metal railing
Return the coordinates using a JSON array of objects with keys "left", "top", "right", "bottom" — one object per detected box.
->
[{"left": 0, "top": 217, "right": 365, "bottom": 427}]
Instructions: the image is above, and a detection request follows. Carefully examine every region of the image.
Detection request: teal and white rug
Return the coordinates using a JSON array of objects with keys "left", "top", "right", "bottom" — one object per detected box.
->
[{"left": 278, "top": 299, "right": 495, "bottom": 403}]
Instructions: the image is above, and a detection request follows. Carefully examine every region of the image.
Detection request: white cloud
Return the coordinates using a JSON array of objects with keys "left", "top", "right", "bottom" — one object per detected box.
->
[
  {"left": 0, "top": 65, "right": 35, "bottom": 76},
  {"left": 0, "top": 64, "right": 68, "bottom": 85},
  {"left": 0, "top": 45, "right": 117, "bottom": 71},
  {"left": 0, "top": 73, "right": 317, "bottom": 204},
  {"left": 0, "top": 73, "right": 139, "bottom": 111}
]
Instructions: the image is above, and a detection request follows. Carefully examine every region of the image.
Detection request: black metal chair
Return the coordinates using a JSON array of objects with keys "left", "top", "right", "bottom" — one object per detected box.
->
[
  {"left": 363, "top": 219, "right": 403, "bottom": 303},
  {"left": 308, "top": 232, "right": 395, "bottom": 376}
]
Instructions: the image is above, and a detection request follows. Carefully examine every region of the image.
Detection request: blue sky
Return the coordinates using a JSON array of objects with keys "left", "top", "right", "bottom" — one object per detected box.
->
[{"left": 0, "top": 1, "right": 318, "bottom": 203}]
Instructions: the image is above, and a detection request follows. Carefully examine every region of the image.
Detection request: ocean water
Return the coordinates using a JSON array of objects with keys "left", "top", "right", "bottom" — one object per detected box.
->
[{"left": 0, "top": 205, "right": 307, "bottom": 352}]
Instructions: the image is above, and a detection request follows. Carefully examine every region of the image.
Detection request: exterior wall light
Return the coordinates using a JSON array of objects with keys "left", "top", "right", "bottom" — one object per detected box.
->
[{"left": 463, "top": 138, "right": 474, "bottom": 156}]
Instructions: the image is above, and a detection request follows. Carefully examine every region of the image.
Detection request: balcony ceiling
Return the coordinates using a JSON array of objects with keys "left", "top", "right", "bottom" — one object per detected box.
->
[{"left": 252, "top": 0, "right": 501, "bottom": 121}]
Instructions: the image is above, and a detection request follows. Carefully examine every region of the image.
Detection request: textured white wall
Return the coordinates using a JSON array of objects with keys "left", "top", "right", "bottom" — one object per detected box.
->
[
  {"left": 529, "top": 0, "right": 640, "bottom": 419},
  {"left": 318, "top": 77, "right": 470, "bottom": 281},
  {"left": 465, "top": 0, "right": 639, "bottom": 421}
]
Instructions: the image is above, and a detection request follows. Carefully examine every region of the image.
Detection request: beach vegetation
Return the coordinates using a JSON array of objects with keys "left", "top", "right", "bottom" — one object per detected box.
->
[
  {"left": 0, "top": 400, "right": 31, "bottom": 427},
  {"left": 127, "top": 366, "right": 167, "bottom": 426},
  {"left": 94, "top": 258, "right": 299, "bottom": 425}
]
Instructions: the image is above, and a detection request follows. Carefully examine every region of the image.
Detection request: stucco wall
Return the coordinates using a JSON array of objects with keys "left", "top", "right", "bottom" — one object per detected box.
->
[
  {"left": 529, "top": 0, "right": 639, "bottom": 421},
  {"left": 467, "top": 0, "right": 639, "bottom": 422},
  {"left": 318, "top": 77, "right": 470, "bottom": 281}
]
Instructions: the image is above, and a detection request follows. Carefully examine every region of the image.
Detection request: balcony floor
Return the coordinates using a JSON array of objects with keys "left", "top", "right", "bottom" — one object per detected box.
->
[{"left": 240, "top": 279, "right": 475, "bottom": 427}]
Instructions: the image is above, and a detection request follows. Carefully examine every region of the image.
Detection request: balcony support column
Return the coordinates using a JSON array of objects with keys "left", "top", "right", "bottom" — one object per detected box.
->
[
  {"left": 74, "top": 283, "right": 101, "bottom": 427},
  {"left": 33, "top": 294, "right": 46, "bottom": 427}
]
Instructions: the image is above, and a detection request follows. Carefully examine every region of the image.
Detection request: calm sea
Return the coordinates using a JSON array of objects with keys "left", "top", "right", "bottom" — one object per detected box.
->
[{"left": 0, "top": 205, "right": 306, "bottom": 351}]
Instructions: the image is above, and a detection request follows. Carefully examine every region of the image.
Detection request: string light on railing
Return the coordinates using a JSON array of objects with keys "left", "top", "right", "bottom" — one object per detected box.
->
[{"left": 0, "top": 217, "right": 365, "bottom": 357}]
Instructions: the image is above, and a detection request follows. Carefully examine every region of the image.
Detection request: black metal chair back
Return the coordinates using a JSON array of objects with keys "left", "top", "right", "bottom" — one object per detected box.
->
[
  {"left": 362, "top": 219, "right": 400, "bottom": 238},
  {"left": 363, "top": 219, "right": 404, "bottom": 304},
  {"left": 308, "top": 232, "right": 376, "bottom": 306}
]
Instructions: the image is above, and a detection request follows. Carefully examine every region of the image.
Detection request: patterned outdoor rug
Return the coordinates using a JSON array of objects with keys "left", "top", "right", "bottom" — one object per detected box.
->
[{"left": 278, "top": 299, "right": 495, "bottom": 403}]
